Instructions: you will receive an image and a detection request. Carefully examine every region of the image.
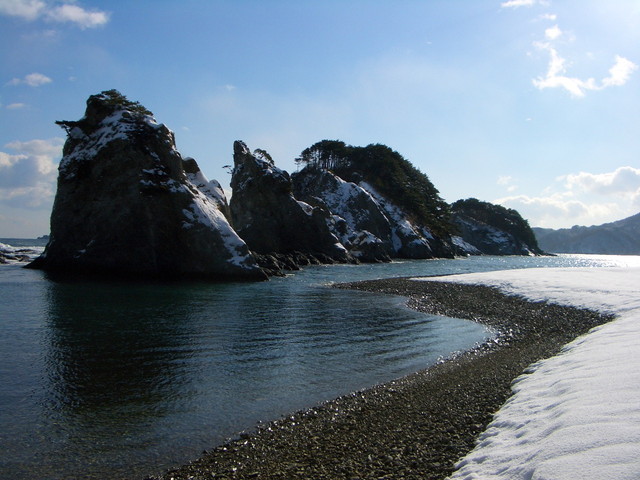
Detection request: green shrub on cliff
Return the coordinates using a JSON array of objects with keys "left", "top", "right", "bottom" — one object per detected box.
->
[{"left": 296, "top": 140, "right": 451, "bottom": 235}]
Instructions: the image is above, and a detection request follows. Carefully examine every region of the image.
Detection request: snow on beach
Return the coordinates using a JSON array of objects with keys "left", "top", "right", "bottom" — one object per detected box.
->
[{"left": 414, "top": 267, "right": 640, "bottom": 480}]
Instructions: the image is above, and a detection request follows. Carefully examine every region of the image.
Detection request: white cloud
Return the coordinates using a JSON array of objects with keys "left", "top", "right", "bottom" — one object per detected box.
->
[
  {"left": 496, "top": 166, "right": 640, "bottom": 228},
  {"left": 7, "top": 72, "right": 52, "bottom": 87},
  {"left": 505, "top": 2, "right": 637, "bottom": 97},
  {"left": 0, "top": 0, "right": 45, "bottom": 20},
  {"left": 0, "top": 138, "right": 62, "bottom": 208},
  {"left": 0, "top": 182, "right": 55, "bottom": 208},
  {"left": 501, "top": 0, "right": 546, "bottom": 8},
  {"left": 0, "top": 0, "right": 108, "bottom": 28},
  {"left": 46, "top": 3, "right": 108, "bottom": 29},
  {"left": 563, "top": 166, "right": 640, "bottom": 196},
  {"left": 544, "top": 24, "right": 562, "bottom": 40},
  {"left": 602, "top": 55, "right": 638, "bottom": 87},
  {"left": 532, "top": 43, "right": 637, "bottom": 97},
  {"left": 0, "top": 151, "right": 27, "bottom": 169},
  {"left": 496, "top": 193, "right": 622, "bottom": 228},
  {"left": 6, "top": 102, "right": 26, "bottom": 109},
  {"left": 497, "top": 175, "right": 518, "bottom": 192}
]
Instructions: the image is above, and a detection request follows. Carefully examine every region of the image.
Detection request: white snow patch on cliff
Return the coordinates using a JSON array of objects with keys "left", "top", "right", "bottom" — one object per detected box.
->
[
  {"left": 321, "top": 175, "right": 374, "bottom": 228},
  {"left": 60, "top": 109, "right": 170, "bottom": 179},
  {"left": 360, "top": 181, "right": 430, "bottom": 253},
  {"left": 182, "top": 170, "right": 251, "bottom": 268}
]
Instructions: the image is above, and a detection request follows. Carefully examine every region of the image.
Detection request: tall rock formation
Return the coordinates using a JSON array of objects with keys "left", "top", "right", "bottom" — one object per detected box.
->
[
  {"left": 229, "top": 141, "right": 350, "bottom": 273},
  {"left": 29, "top": 90, "right": 265, "bottom": 280}
]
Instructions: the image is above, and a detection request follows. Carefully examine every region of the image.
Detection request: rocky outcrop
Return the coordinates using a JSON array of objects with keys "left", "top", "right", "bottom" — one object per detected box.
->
[
  {"left": 360, "top": 181, "right": 455, "bottom": 259},
  {"left": 0, "top": 243, "right": 40, "bottom": 264},
  {"left": 451, "top": 198, "right": 543, "bottom": 256},
  {"left": 229, "top": 141, "right": 350, "bottom": 274},
  {"left": 292, "top": 168, "right": 392, "bottom": 262},
  {"left": 292, "top": 167, "right": 456, "bottom": 261},
  {"left": 29, "top": 90, "right": 265, "bottom": 280}
]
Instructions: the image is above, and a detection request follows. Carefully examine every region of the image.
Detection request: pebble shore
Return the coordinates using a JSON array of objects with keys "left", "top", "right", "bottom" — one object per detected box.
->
[{"left": 147, "top": 277, "right": 613, "bottom": 480}]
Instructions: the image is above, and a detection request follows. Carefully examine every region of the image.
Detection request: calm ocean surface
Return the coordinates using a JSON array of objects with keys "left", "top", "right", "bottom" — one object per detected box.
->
[{"left": 1, "top": 248, "right": 639, "bottom": 479}]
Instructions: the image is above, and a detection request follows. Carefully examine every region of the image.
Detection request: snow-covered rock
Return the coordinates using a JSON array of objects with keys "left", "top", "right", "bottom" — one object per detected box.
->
[
  {"left": 360, "top": 181, "right": 435, "bottom": 258},
  {"left": 291, "top": 167, "right": 457, "bottom": 260},
  {"left": 292, "top": 168, "right": 392, "bottom": 262},
  {"left": 29, "top": 90, "right": 265, "bottom": 280},
  {"left": 229, "top": 141, "right": 351, "bottom": 274},
  {"left": 451, "top": 198, "right": 543, "bottom": 256}
]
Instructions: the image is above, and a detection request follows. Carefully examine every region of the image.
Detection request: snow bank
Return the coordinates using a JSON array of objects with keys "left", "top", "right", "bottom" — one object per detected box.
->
[{"left": 414, "top": 267, "right": 640, "bottom": 480}]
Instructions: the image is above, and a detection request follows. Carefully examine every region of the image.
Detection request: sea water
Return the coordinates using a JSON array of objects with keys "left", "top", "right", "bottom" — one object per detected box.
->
[{"left": 1, "top": 250, "right": 638, "bottom": 479}]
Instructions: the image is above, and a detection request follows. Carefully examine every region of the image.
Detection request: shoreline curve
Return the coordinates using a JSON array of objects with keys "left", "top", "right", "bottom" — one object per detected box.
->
[{"left": 147, "top": 277, "right": 612, "bottom": 480}]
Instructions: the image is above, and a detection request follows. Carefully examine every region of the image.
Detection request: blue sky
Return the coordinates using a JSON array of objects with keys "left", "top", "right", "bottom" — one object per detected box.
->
[{"left": 1, "top": 0, "right": 639, "bottom": 237}]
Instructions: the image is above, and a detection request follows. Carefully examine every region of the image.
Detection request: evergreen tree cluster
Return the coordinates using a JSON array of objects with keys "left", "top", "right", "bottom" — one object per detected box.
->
[
  {"left": 95, "top": 89, "right": 154, "bottom": 117},
  {"left": 296, "top": 140, "right": 451, "bottom": 235},
  {"left": 56, "top": 89, "right": 154, "bottom": 134}
]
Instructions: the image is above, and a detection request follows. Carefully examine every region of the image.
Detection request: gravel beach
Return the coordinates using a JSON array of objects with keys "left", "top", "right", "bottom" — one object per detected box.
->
[{"left": 147, "top": 277, "right": 613, "bottom": 480}]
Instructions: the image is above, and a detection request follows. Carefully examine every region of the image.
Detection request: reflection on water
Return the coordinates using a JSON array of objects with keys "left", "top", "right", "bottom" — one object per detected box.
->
[
  {"left": 2, "top": 273, "right": 486, "bottom": 479},
  {"left": 1, "top": 254, "right": 637, "bottom": 479}
]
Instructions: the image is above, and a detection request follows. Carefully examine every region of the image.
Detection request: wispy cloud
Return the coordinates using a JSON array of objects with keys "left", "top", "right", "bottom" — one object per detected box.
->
[
  {"left": 503, "top": 1, "right": 638, "bottom": 97},
  {"left": 533, "top": 44, "right": 637, "bottom": 97},
  {"left": 501, "top": 0, "right": 548, "bottom": 9},
  {"left": 497, "top": 175, "right": 518, "bottom": 192},
  {"left": 7, "top": 72, "right": 52, "bottom": 87},
  {"left": 0, "top": 0, "right": 109, "bottom": 29},
  {"left": 46, "top": 3, "right": 108, "bottom": 29},
  {"left": 6, "top": 102, "right": 27, "bottom": 109},
  {"left": 0, "top": 0, "right": 45, "bottom": 20}
]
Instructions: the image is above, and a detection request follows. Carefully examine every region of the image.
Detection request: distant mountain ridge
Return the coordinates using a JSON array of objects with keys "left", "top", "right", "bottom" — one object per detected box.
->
[{"left": 533, "top": 213, "right": 640, "bottom": 254}]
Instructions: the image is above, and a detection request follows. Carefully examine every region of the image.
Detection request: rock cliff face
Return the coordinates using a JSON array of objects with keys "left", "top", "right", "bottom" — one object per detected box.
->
[
  {"left": 29, "top": 90, "right": 265, "bottom": 280},
  {"left": 451, "top": 198, "right": 543, "bottom": 256},
  {"left": 229, "top": 141, "right": 350, "bottom": 273},
  {"left": 292, "top": 168, "right": 392, "bottom": 262},
  {"left": 360, "top": 181, "right": 454, "bottom": 259},
  {"left": 291, "top": 167, "right": 457, "bottom": 260}
]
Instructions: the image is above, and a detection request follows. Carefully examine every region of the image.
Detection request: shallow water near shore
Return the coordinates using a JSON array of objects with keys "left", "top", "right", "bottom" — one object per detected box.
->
[{"left": 1, "top": 252, "right": 638, "bottom": 479}]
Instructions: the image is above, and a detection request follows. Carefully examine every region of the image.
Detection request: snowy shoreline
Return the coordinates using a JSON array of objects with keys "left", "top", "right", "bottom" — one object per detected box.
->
[
  {"left": 418, "top": 268, "right": 640, "bottom": 480},
  {"left": 152, "top": 272, "right": 616, "bottom": 480}
]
